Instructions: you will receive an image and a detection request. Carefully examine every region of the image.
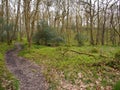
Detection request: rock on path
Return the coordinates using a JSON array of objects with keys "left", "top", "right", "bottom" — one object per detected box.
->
[{"left": 5, "top": 44, "right": 48, "bottom": 90}]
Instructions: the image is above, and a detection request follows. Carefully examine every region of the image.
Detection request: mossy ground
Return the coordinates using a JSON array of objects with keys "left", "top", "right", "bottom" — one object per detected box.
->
[
  {"left": 19, "top": 44, "right": 120, "bottom": 89},
  {"left": 0, "top": 43, "right": 19, "bottom": 90}
]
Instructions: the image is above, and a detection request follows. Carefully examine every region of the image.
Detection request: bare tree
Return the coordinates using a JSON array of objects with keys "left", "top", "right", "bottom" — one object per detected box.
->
[
  {"left": 96, "top": 0, "right": 100, "bottom": 45},
  {"left": 5, "top": 0, "right": 10, "bottom": 45},
  {"left": 23, "top": 0, "right": 40, "bottom": 47}
]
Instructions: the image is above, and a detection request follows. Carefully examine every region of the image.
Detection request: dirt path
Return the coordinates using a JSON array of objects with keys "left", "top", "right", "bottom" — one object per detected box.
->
[{"left": 5, "top": 43, "right": 48, "bottom": 90}]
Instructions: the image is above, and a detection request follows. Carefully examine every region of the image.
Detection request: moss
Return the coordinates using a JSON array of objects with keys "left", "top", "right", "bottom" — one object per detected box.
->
[
  {"left": 115, "top": 51, "right": 120, "bottom": 60},
  {"left": 113, "top": 81, "right": 120, "bottom": 90},
  {"left": 19, "top": 45, "right": 120, "bottom": 89},
  {"left": 90, "top": 47, "right": 99, "bottom": 53},
  {"left": 0, "top": 43, "right": 19, "bottom": 90}
]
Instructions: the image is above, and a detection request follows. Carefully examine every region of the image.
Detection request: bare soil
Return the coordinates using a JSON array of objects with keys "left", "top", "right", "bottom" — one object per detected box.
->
[{"left": 5, "top": 43, "right": 48, "bottom": 90}]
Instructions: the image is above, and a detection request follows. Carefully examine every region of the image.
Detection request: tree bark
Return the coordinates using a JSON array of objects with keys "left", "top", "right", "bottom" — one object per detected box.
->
[
  {"left": 96, "top": 0, "right": 100, "bottom": 45},
  {"left": 6, "top": 0, "right": 10, "bottom": 45},
  {"left": 90, "top": 0, "right": 94, "bottom": 45},
  {"left": 11, "top": 0, "right": 21, "bottom": 42}
]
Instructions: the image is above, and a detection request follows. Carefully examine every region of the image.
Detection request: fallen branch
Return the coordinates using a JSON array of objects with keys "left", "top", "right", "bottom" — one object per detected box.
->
[
  {"left": 62, "top": 49, "right": 113, "bottom": 59},
  {"left": 99, "top": 54, "right": 109, "bottom": 58},
  {"left": 62, "top": 49, "right": 96, "bottom": 58},
  {"left": 69, "top": 50, "right": 95, "bottom": 57}
]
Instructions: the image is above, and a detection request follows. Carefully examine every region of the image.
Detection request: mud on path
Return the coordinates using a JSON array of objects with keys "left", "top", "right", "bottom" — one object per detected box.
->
[{"left": 5, "top": 43, "right": 48, "bottom": 90}]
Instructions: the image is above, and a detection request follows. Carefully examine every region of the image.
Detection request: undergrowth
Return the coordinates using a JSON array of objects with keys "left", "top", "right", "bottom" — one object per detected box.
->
[
  {"left": 19, "top": 45, "right": 120, "bottom": 90},
  {"left": 0, "top": 43, "right": 19, "bottom": 90}
]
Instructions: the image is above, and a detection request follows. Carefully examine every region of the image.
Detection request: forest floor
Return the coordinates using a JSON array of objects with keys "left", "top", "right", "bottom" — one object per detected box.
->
[
  {"left": 19, "top": 45, "right": 120, "bottom": 90},
  {"left": 5, "top": 43, "right": 48, "bottom": 90},
  {"left": 0, "top": 43, "right": 18, "bottom": 90}
]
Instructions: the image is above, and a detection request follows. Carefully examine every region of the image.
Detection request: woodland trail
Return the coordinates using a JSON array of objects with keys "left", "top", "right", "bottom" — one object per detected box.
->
[{"left": 5, "top": 43, "right": 48, "bottom": 90}]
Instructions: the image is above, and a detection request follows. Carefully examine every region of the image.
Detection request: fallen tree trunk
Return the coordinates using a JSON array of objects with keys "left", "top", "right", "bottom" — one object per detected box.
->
[
  {"left": 62, "top": 49, "right": 96, "bottom": 58},
  {"left": 62, "top": 49, "right": 113, "bottom": 59},
  {"left": 69, "top": 50, "right": 95, "bottom": 57}
]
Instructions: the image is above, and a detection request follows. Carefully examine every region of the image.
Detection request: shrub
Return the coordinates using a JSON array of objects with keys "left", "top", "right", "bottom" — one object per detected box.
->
[
  {"left": 90, "top": 47, "right": 99, "bottom": 53},
  {"left": 115, "top": 51, "right": 120, "bottom": 60},
  {"left": 0, "top": 19, "right": 16, "bottom": 43},
  {"left": 33, "top": 20, "right": 64, "bottom": 46},
  {"left": 113, "top": 80, "right": 120, "bottom": 90},
  {"left": 51, "top": 36, "right": 64, "bottom": 46},
  {"left": 74, "top": 33, "right": 86, "bottom": 46}
]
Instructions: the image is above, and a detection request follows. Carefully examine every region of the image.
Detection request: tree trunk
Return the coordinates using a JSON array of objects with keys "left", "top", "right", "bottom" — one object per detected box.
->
[
  {"left": 96, "top": 0, "right": 100, "bottom": 45},
  {"left": 90, "top": 0, "right": 94, "bottom": 45},
  {"left": 11, "top": 0, "right": 21, "bottom": 42},
  {"left": 101, "top": 9, "right": 107, "bottom": 45},
  {"left": 6, "top": 0, "right": 10, "bottom": 45},
  {"left": 66, "top": 0, "right": 70, "bottom": 45},
  {"left": 119, "top": 1, "right": 120, "bottom": 45}
]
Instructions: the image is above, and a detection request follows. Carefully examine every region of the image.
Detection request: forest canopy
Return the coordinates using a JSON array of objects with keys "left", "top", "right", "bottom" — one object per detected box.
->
[{"left": 0, "top": 0, "right": 119, "bottom": 46}]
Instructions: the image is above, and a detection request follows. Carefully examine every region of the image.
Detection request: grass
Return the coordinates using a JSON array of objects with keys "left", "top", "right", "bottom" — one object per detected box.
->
[
  {"left": 19, "top": 44, "right": 120, "bottom": 90},
  {"left": 0, "top": 43, "right": 19, "bottom": 90}
]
